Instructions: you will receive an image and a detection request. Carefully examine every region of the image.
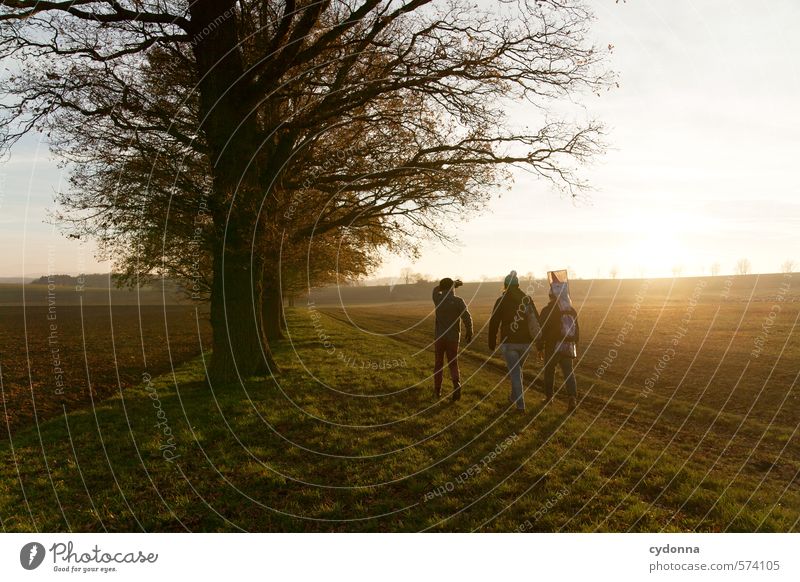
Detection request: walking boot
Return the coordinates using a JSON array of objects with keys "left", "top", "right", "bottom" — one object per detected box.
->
[{"left": 567, "top": 396, "right": 577, "bottom": 413}]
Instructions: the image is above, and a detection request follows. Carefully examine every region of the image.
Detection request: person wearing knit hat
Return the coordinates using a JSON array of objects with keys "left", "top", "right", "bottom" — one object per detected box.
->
[
  {"left": 488, "top": 270, "right": 541, "bottom": 412},
  {"left": 504, "top": 270, "right": 519, "bottom": 289}
]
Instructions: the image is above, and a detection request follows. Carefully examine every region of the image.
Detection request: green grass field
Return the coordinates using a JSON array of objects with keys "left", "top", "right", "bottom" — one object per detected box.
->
[{"left": 1, "top": 274, "right": 798, "bottom": 531}]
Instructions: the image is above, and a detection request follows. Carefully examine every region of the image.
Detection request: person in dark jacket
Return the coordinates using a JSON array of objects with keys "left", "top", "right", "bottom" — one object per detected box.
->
[
  {"left": 488, "top": 270, "right": 541, "bottom": 412},
  {"left": 432, "top": 277, "right": 473, "bottom": 401},
  {"left": 536, "top": 290, "right": 579, "bottom": 412}
]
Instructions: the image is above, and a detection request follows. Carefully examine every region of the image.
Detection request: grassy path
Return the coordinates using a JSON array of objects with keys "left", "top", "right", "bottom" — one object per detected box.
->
[
  {"left": 0, "top": 309, "right": 797, "bottom": 532},
  {"left": 320, "top": 306, "right": 800, "bottom": 482}
]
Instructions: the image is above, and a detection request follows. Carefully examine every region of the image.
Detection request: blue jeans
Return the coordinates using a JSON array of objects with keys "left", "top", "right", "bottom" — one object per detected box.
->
[{"left": 501, "top": 343, "right": 531, "bottom": 410}]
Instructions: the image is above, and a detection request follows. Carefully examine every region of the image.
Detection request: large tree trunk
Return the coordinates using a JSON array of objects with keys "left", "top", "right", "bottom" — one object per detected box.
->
[
  {"left": 189, "top": 0, "right": 284, "bottom": 382},
  {"left": 208, "top": 246, "right": 277, "bottom": 384},
  {"left": 262, "top": 272, "right": 285, "bottom": 341}
]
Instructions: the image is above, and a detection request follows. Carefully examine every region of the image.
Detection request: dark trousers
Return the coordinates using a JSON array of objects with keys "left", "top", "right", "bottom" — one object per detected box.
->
[
  {"left": 434, "top": 338, "right": 460, "bottom": 390},
  {"left": 543, "top": 348, "right": 577, "bottom": 398}
]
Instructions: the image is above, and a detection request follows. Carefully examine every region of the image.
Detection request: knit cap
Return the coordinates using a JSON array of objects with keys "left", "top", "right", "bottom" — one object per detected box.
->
[{"left": 504, "top": 270, "right": 519, "bottom": 288}]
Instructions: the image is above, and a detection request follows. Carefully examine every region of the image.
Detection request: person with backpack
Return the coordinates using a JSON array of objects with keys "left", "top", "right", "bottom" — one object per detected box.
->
[
  {"left": 488, "top": 270, "right": 541, "bottom": 412},
  {"left": 432, "top": 277, "right": 473, "bottom": 401},
  {"left": 536, "top": 285, "right": 580, "bottom": 412}
]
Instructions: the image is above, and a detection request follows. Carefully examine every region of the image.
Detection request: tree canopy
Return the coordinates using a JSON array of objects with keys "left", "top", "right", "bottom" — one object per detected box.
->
[{"left": 1, "top": 0, "right": 612, "bottom": 382}]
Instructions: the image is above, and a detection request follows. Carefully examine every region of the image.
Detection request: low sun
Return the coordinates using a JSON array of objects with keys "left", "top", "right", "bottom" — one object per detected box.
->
[{"left": 623, "top": 213, "right": 692, "bottom": 277}]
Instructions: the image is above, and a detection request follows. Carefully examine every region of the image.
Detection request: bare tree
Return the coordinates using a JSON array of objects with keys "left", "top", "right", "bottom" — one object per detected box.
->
[
  {"left": 609, "top": 266, "right": 619, "bottom": 279},
  {"left": 711, "top": 262, "right": 721, "bottom": 277},
  {"left": 1, "top": 0, "right": 612, "bottom": 383},
  {"left": 671, "top": 265, "right": 683, "bottom": 278},
  {"left": 413, "top": 273, "right": 432, "bottom": 284},
  {"left": 736, "top": 258, "right": 752, "bottom": 276},
  {"left": 781, "top": 259, "right": 796, "bottom": 274},
  {"left": 400, "top": 268, "right": 413, "bottom": 286}
]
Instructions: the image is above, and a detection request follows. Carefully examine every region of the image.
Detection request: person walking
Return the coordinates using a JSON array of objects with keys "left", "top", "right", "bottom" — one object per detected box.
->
[
  {"left": 536, "top": 287, "right": 580, "bottom": 412},
  {"left": 488, "top": 270, "right": 541, "bottom": 412},
  {"left": 432, "top": 278, "right": 473, "bottom": 401}
]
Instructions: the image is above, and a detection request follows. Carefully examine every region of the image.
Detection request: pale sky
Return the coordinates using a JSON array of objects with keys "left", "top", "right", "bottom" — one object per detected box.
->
[
  {"left": 1, "top": 0, "right": 798, "bottom": 280},
  {"left": 379, "top": 0, "right": 800, "bottom": 280}
]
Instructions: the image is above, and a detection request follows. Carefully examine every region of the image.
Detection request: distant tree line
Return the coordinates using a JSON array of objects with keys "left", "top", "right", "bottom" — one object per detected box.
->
[
  {"left": 29, "top": 273, "right": 186, "bottom": 291},
  {"left": 30, "top": 273, "right": 116, "bottom": 287}
]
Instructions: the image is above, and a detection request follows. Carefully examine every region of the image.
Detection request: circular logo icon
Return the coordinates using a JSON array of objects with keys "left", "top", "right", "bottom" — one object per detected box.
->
[{"left": 20, "top": 542, "right": 46, "bottom": 570}]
